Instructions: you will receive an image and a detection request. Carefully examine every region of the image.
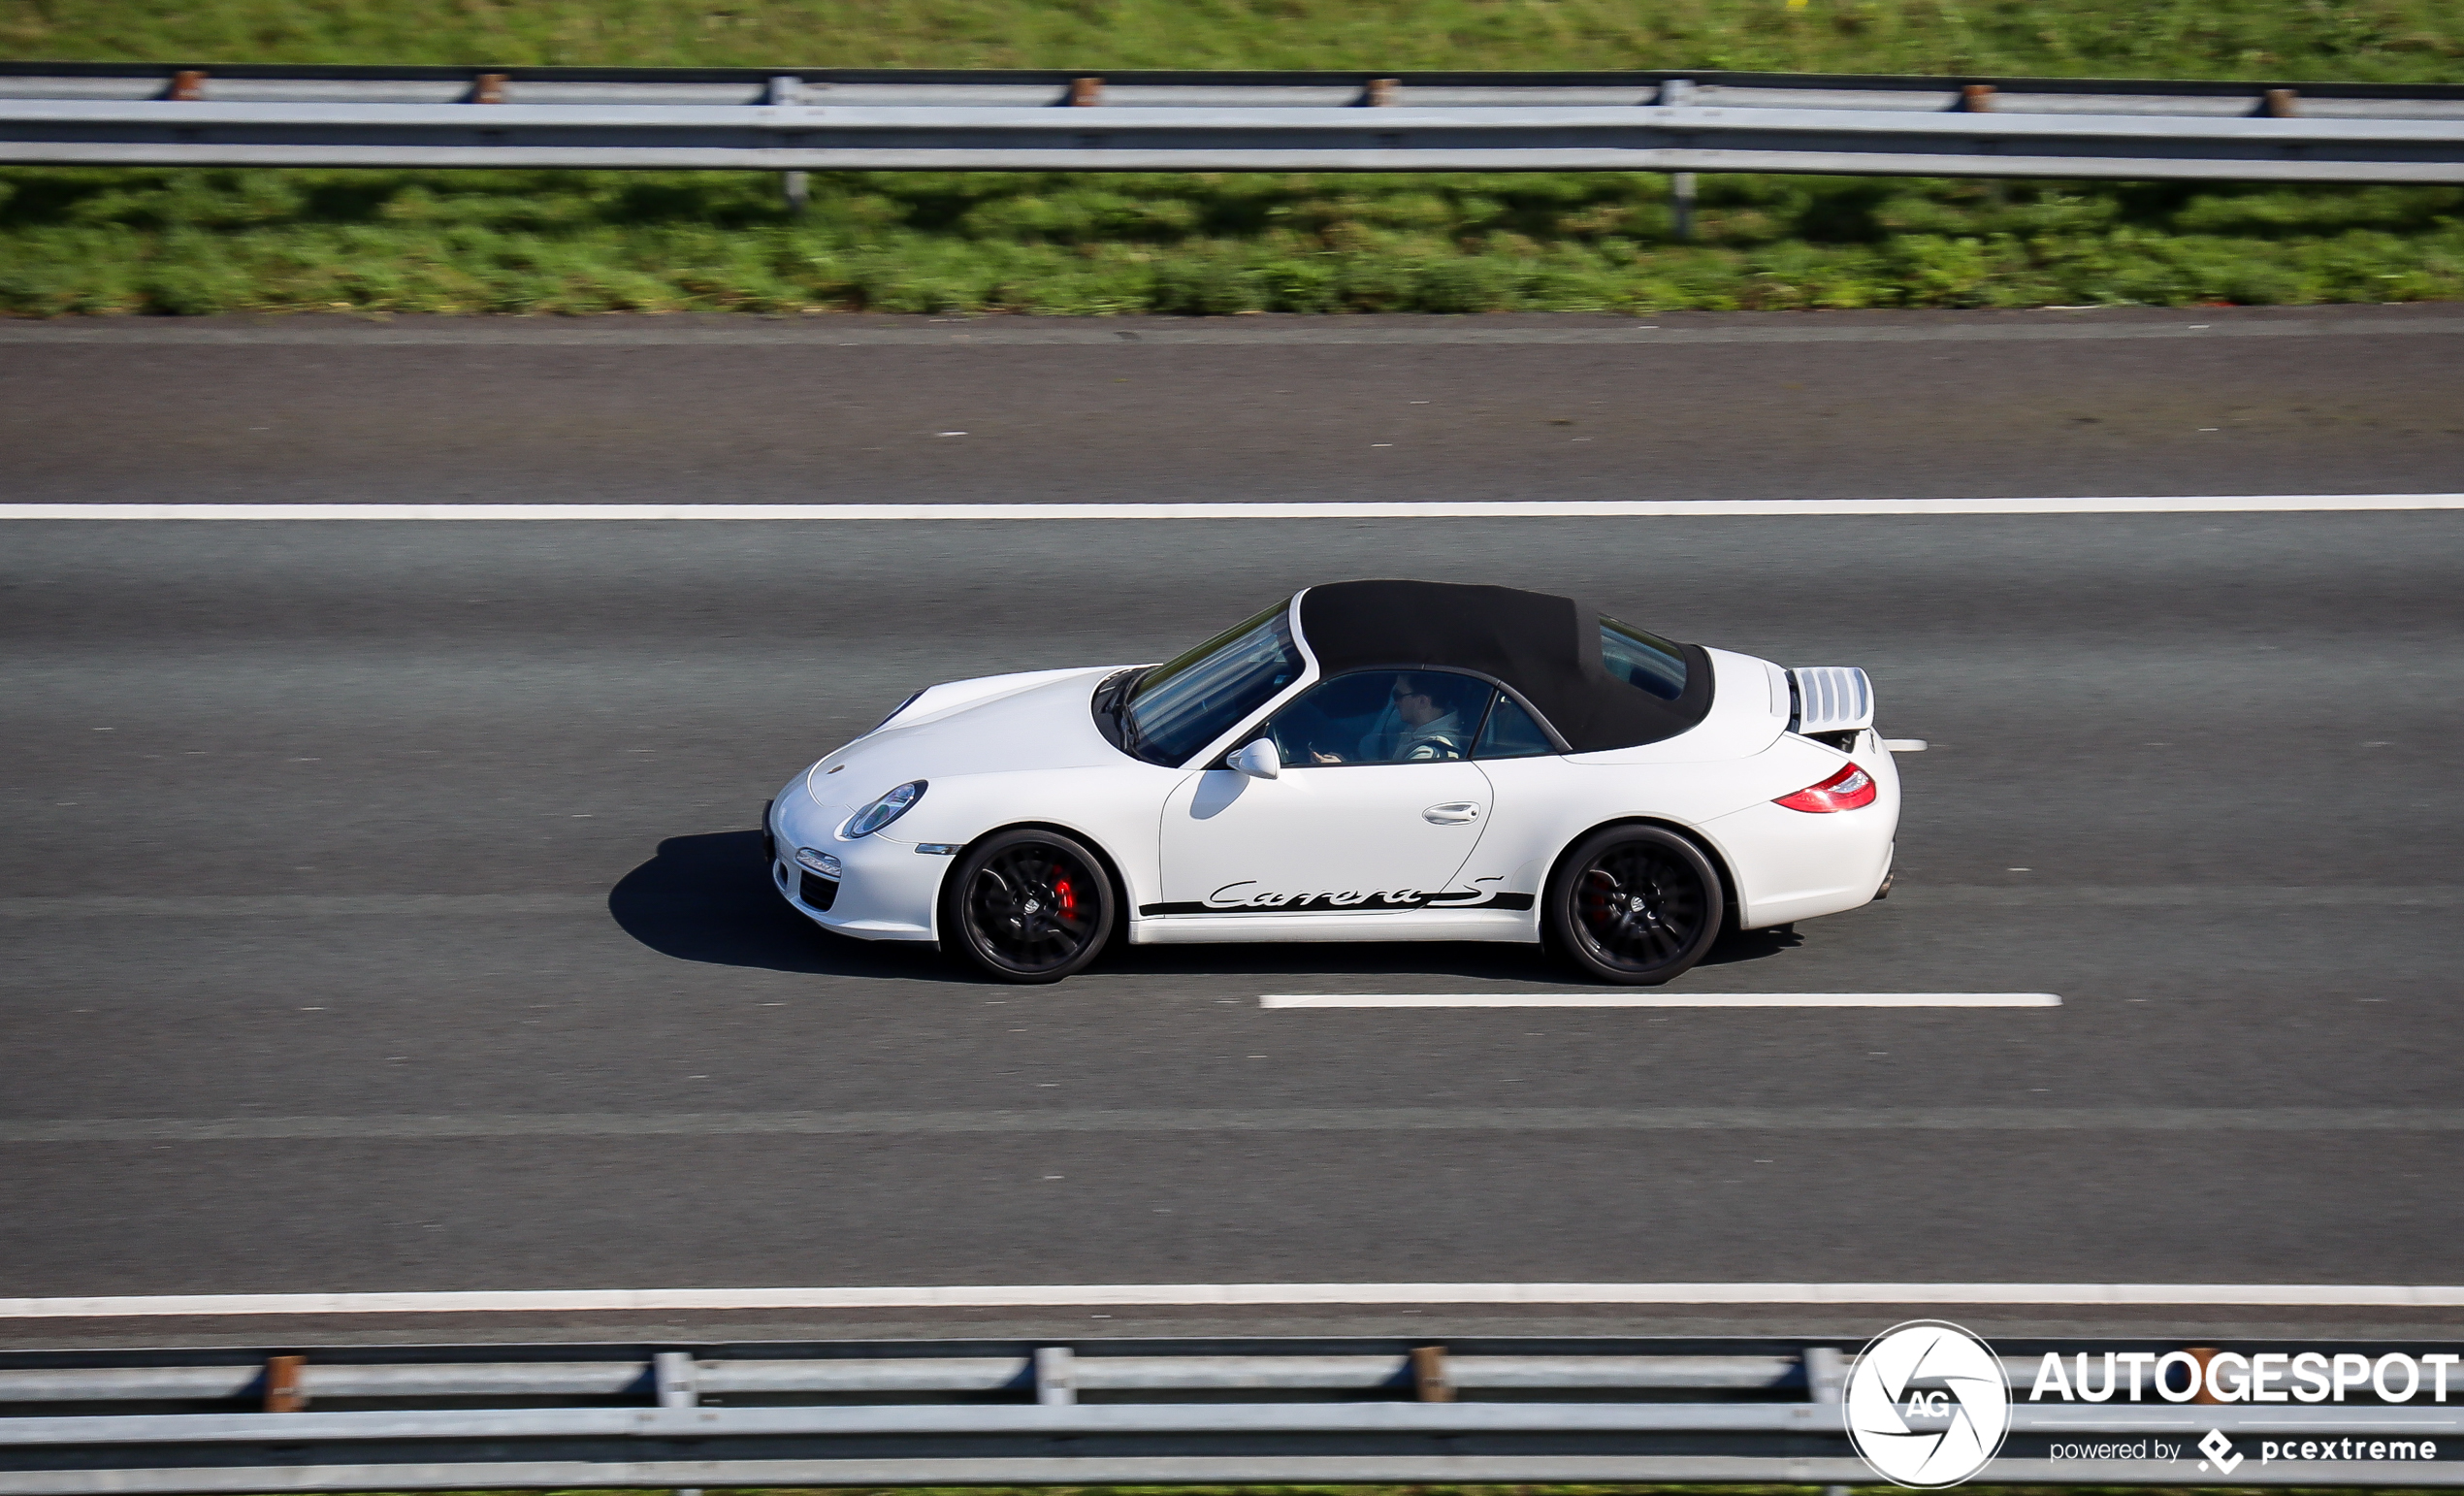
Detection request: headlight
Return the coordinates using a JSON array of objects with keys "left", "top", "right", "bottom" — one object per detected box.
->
[{"left": 844, "top": 780, "right": 926, "bottom": 838}]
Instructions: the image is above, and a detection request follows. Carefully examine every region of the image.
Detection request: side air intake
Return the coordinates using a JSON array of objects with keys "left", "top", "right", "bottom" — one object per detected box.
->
[{"left": 1789, "top": 666, "right": 1874, "bottom": 733}]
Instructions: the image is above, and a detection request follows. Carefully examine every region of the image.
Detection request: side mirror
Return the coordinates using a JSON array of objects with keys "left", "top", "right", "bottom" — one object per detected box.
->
[{"left": 1230, "top": 738, "right": 1281, "bottom": 780}]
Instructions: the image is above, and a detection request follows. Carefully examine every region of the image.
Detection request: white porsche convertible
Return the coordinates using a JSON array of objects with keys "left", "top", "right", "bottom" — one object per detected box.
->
[{"left": 765, "top": 580, "right": 1898, "bottom": 985}]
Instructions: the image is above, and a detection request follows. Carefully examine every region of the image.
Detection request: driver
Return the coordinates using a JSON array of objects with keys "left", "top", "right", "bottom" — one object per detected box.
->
[
  {"left": 1389, "top": 672, "right": 1469, "bottom": 761},
  {"left": 1301, "top": 671, "right": 1472, "bottom": 764}
]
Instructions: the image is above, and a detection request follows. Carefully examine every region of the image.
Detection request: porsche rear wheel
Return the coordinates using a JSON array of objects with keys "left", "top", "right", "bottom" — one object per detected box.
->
[
  {"left": 1546, "top": 825, "right": 1724, "bottom": 986},
  {"left": 945, "top": 829, "right": 1116, "bottom": 983}
]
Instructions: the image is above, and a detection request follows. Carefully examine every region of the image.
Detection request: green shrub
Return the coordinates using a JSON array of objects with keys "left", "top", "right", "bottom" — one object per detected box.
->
[{"left": 3, "top": 167, "right": 2461, "bottom": 316}]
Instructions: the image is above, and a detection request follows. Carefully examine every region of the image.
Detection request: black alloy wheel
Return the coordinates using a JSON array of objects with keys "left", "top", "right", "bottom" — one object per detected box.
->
[
  {"left": 945, "top": 829, "right": 1117, "bottom": 983},
  {"left": 1545, "top": 824, "right": 1725, "bottom": 986}
]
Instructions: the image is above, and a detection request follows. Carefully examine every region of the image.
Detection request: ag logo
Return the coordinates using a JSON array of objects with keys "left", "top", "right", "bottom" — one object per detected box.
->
[{"left": 1845, "top": 1319, "right": 2012, "bottom": 1487}]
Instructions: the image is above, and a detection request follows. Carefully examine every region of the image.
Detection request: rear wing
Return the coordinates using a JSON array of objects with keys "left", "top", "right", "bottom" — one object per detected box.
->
[{"left": 1788, "top": 666, "right": 1874, "bottom": 733}]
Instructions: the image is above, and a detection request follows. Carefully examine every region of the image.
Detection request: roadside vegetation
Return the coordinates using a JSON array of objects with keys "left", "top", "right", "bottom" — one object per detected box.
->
[
  {"left": 5, "top": 0, "right": 2464, "bottom": 316},
  {"left": 6, "top": 168, "right": 2459, "bottom": 316},
  {"left": 14, "top": 0, "right": 2464, "bottom": 79}
]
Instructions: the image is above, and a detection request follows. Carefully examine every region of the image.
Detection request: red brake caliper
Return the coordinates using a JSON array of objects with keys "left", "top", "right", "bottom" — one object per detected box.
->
[{"left": 1581, "top": 867, "right": 1616, "bottom": 925}]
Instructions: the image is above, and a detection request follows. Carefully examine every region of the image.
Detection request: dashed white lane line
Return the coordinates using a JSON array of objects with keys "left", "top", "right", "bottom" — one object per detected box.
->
[
  {"left": 1260, "top": 992, "right": 2061, "bottom": 1008},
  {"left": 2, "top": 495, "right": 2462, "bottom": 521},
  {"left": 2, "top": 1106, "right": 2451, "bottom": 1141},
  {"left": 4, "top": 1282, "right": 2457, "bottom": 1317}
]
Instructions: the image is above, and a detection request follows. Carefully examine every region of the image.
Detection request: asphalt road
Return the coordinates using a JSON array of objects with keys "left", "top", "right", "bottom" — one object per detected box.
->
[
  {"left": 3, "top": 309, "right": 2462, "bottom": 1348},
  {"left": 6, "top": 306, "right": 2464, "bottom": 506}
]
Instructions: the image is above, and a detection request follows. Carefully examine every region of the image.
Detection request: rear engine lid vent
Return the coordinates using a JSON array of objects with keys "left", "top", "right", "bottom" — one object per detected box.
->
[{"left": 1789, "top": 666, "right": 1874, "bottom": 734}]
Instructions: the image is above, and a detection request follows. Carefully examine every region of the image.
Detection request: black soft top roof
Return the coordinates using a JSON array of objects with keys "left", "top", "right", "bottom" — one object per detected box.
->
[{"left": 1295, "top": 579, "right": 1712, "bottom": 753}]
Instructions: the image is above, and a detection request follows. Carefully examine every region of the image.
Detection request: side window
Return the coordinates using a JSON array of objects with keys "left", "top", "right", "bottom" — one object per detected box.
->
[
  {"left": 1473, "top": 695, "right": 1557, "bottom": 759},
  {"left": 1600, "top": 616, "right": 1688, "bottom": 701},
  {"left": 1259, "top": 670, "right": 1494, "bottom": 766}
]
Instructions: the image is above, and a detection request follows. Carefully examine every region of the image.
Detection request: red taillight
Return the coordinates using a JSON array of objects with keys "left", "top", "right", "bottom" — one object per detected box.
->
[{"left": 1774, "top": 762, "right": 1877, "bottom": 813}]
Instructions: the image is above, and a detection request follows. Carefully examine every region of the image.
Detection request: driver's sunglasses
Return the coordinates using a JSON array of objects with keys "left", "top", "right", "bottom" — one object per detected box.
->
[{"left": 1391, "top": 688, "right": 1426, "bottom": 702}]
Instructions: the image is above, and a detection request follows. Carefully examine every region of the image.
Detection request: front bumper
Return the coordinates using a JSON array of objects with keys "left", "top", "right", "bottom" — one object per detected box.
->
[{"left": 768, "top": 790, "right": 949, "bottom": 943}]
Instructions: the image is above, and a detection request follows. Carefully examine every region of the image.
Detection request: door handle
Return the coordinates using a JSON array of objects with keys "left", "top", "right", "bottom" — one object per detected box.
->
[{"left": 1423, "top": 801, "right": 1482, "bottom": 825}]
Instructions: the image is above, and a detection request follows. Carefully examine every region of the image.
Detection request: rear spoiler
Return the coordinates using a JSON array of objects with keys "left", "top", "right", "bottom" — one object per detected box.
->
[{"left": 1788, "top": 666, "right": 1874, "bottom": 733}]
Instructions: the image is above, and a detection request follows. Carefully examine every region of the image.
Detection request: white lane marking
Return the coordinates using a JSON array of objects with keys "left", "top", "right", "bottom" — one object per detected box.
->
[
  {"left": 1260, "top": 992, "right": 2060, "bottom": 1008},
  {"left": 5, "top": 1282, "right": 2459, "bottom": 1317},
  {"left": 1883, "top": 737, "right": 1929, "bottom": 752},
  {"left": 3, "top": 495, "right": 2462, "bottom": 521},
  {"left": 6, "top": 1106, "right": 2452, "bottom": 1142}
]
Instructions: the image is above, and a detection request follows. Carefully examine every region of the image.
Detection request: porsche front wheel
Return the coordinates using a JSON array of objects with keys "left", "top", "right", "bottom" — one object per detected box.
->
[
  {"left": 1546, "top": 825, "right": 1724, "bottom": 986},
  {"left": 945, "top": 829, "right": 1116, "bottom": 983}
]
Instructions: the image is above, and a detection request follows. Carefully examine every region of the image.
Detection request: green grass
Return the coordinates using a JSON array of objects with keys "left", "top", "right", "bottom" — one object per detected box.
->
[
  {"left": 4, "top": 166, "right": 2459, "bottom": 316},
  {"left": 9, "top": 0, "right": 2464, "bottom": 80},
  {"left": 6, "top": 1, "right": 2464, "bottom": 317}
]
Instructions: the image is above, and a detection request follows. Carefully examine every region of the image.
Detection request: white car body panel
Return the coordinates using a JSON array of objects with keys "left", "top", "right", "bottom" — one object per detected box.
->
[
  {"left": 1133, "top": 907, "right": 1532, "bottom": 946},
  {"left": 874, "top": 666, "right": 1116, "bottom": 736},
  {"left": 1157, "top": 759, "right": 1494, "bottom": 918},
  {"left": 767, "top": 621, "right": 1898, "bottom": 950}
]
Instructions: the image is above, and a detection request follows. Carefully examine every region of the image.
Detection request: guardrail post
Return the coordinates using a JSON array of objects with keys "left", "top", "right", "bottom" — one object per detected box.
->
[
  {"left": 470, "top": 73, "right": 507, "bottom": 105},
  {"left": 166, "top": 70, "right": 207, "bottom": 102},
  {"left": 768, "top": 76, "right": 810, "bottom": 213},
  {"left": 1068, "top": 77, "right": 1103, "bottom": 108},
  {"left": 2187, "top": 1346, "right": 2223, "bottom": 1404},
  {"left": 1658, "top": 80, "right": 1699, "bottom": 244},
  {"left": 1364, "top": 78, "right": 1398, "bottom": 108},
  {"left": 1804, "top": 1347, "right": 1847, "bottom": 1496},
  {"left": 1958, "top": 86, "right": 2002, "bottom": 203},
  {"left": 1410, "top": 1345, "right": 1453, "bottom": 1402},
  {"left": 1804, "top": 1345, "right": 1846, "bottom": 1404},
  {"left": 262, "top": 1355, "right": 306, "bottom": 1413},
  {"left": 2264, "top": 88, "right": 2300, "bottom": 117},
  {"left": 654, "top": 1350, "right": 698, "bottom": 1409},
  {"left": 654, "top": 1353, "right": 700, "bottom": 1496},
  {"left": 1034, "top": 1346, "right": 1077, "bottom": 1405}
]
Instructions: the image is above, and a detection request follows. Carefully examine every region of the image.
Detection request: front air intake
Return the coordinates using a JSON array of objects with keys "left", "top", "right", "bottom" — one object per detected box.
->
[{"left": 1789, "top": 666, "right": 1874, "bottom": 734}]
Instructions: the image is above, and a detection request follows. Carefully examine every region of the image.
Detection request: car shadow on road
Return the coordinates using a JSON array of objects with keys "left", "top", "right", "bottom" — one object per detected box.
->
[
  {"left": 607, "top": 829, "right": 966, "bottom": 982},
  {"left": 612, "top": 829, "right": 1803, "bottom": 986}
]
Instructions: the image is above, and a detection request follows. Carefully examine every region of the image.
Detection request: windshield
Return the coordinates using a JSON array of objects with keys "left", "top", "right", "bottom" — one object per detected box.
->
[
  {"left": 1120, "top": 600, "right": 1303, "bottom": 766},
  {"left": 1600, "top": 615, "right": 1689, "bottom": 701}
]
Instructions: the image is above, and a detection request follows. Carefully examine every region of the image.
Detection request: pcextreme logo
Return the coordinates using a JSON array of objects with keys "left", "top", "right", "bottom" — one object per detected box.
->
[{"left": 1845, "top": 1320, "right": 2014, "bottom": 1487}]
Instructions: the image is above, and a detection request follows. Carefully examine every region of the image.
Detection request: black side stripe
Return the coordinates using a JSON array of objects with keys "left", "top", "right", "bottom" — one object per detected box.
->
[{"left": 1139, "top": 894, "right": 1535, "bottom": 917}]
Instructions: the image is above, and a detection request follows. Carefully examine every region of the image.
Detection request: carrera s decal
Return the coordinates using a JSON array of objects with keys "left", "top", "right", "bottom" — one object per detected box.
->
[{"left": 1139, "top": 879, "right": 1538, "bottom": 917}]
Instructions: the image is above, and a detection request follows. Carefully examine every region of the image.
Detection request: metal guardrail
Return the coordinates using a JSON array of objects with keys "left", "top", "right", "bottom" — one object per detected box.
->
[
  {"left": 1, "top": 64, "right": 2461, "bottom": 186},
  {"left": 4, "top": 1338, "right": 2462, "bottom": 1492}
]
